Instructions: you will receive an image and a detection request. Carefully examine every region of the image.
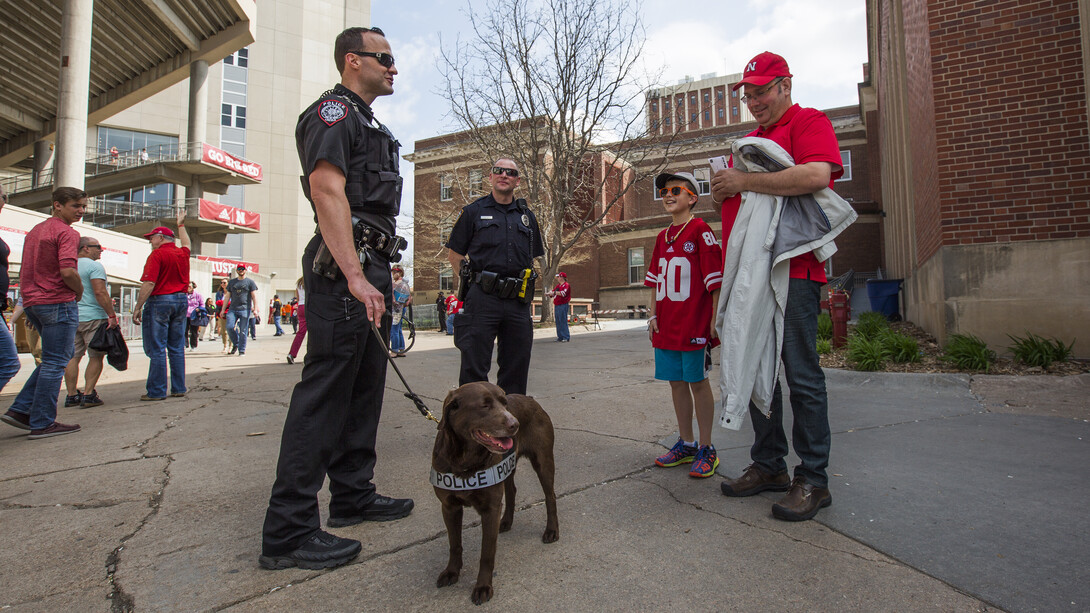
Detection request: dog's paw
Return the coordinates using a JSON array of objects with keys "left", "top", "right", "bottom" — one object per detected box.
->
[
  {"left": 541, "top": 528, "right": 559, "bottom": 544},
  {"left": 436, "top": 569, "right": 460, "bottom": 588},
  {"left": 471, "top": 584, "right": 493, "bottom": 605},
  {"left": 499, "top": 518, "right": 513, "bottom": 533}
]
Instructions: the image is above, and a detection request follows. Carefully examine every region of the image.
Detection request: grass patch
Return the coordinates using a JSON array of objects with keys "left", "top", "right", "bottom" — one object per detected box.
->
[
  {"left": 817, "top": 313, "right": 833, "bottom": 341},
  {"left": 1007, "top": 333, "right": 1074, "bottom": 368},
  {"left": 853, "top": 311, "right": 889, "bottom": 341},
  {"left": 816, "top": 338, "right": 832, "bottom": 355},
  {"left": 942, "top": 333, "right": 995, "bottom": 371},
  {"left": 883, "top": 330, "right": 921, "bottom": 363},
  {"left": 846, "top": 334, "right": 888, "bottom": 371}
]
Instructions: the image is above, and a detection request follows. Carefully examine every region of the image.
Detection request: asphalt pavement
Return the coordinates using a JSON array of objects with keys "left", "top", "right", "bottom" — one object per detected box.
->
[{"left": 1, "top": 319, "right": 1086, "bottom": 612}]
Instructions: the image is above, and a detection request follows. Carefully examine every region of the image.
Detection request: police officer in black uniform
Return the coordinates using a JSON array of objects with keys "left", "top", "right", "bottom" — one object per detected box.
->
[
  {"left": 260, "top": 26, "right": 412, "bottom": 571},
  {"left": 446, "top": 158, "right": 545, "bottom": 395}
]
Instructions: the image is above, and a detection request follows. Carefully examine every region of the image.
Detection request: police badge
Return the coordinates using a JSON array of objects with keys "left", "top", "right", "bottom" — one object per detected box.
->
[
  {"left": 521, "top": 214, "right": 530, "bottom": 227},
  {"left": 319, "top": 99, "right": 347, "bottom": 126}
]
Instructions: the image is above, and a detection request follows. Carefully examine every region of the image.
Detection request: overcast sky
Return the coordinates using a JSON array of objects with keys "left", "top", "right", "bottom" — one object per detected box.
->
[{"left": 369, "top": 0, "right": 869, "bottom": 269}]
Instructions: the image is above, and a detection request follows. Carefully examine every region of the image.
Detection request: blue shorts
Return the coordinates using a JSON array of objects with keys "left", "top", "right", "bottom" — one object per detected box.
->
[{"left": 654, "top": 347, "right": 711, "bottom": 383}]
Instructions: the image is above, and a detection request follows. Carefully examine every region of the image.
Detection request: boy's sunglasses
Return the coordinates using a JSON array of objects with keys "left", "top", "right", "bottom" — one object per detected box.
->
[
  {"left": 348, "top": 51, "right": 395, "bottom": 69},
  {"left": 659, "top": 186, "right": 696, "bottom": 198},
  {"left": 492, "top": 167, "right": 519, "bottom": 177}
]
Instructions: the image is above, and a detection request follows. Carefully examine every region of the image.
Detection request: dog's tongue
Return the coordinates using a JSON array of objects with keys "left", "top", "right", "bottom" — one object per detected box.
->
[{"left": 497, "top": 437, "right": 514, "bottom": 452}]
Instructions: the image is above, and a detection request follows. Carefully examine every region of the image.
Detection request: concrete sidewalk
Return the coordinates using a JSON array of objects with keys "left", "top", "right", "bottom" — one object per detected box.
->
[{"left": 1, "top": 321, "right": 1086, "bottom": 612}]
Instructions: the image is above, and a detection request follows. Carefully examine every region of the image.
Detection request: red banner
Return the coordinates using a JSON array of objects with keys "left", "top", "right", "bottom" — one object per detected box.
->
[
  {"left": 196, "top": 256, "right": 259, "bottom": 275},
  {"left": 198, "top": 199, "right": 261, "bottom": 230},
  {"left": 201, "top": 144, "right": 263, "bottom": 181}
]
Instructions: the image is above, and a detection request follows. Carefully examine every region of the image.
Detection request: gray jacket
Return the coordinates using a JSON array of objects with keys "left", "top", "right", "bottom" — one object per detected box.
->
[{"left": 716, "top": 137, "right": 858, "bottom": 430}]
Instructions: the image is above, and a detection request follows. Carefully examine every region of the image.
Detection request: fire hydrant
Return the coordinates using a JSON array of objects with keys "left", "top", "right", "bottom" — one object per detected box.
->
[{"left": 829, "top": 291, "right": 851, "bottom": 348}]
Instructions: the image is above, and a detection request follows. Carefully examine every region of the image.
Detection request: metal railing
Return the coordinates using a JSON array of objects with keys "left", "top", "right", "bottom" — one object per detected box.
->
[
  {"left": 0, "top": 142, "right": 200, "bottom": 196},
  {"left": 83, "top": 197, "right": 186, "bottom": 229}
]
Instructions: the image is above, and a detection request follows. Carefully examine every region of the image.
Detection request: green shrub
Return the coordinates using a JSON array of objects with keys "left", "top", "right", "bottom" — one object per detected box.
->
[
  {"left": 816, "top": 338, "right": 832, "bottom": 355},
  {"left": 942, "top": 334, "right": 995, "bottom": 371},
  {"left": 847, "top": 334, "right": 888, "bottom": 371},
  {"left": 883, "top": 330, "right": 921, "bottom": 363},
  {"left": 817, "top": 313, "right": 833, "bottom": 341},
  {"left": 1007, "top": 333, "right": 1075, "bottom": 368},
  {"left": 853, "top": 311, "right": 889, "bottom": 341}
]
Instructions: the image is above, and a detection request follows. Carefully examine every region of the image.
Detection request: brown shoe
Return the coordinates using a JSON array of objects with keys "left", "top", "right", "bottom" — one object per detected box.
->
[
  {"left": 720, "top": 463, "right": 791, "bottom": 497},
  {"left": 771, "top": 477, "right": 832, "bottom": 522}
]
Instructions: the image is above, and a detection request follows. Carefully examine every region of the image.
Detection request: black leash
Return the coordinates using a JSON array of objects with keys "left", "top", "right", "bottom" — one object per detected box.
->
[{"left": 370, "top": 319, "right": 440, "bottom": 426}]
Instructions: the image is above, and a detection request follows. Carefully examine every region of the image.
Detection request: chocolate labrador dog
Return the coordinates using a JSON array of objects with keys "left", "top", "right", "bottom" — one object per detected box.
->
[{"left": 431, "top": 381, "right": 559, "bottom": 605}]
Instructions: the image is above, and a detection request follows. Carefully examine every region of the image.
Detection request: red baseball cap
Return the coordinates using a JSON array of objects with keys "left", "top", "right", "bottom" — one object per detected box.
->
[
  {"left": 556, "top": 272, "right": 566, "bottom": 278},
  {"left": 732, "top": 51, "right": 792, "bottom": 91},
  {"left": 143, "top": 226, "right": 175, "bottom": 239}
]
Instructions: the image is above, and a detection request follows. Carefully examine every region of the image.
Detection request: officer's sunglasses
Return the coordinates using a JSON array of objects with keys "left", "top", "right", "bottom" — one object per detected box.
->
[
  {"left": 492, "top": 167, "right": 519, "bottom": 177},
  {"left": 348, "top": 51, "right": 395, "bottom": 69},
  {"left": 658, "top": 185, "right": 696, "bottom": 198}
]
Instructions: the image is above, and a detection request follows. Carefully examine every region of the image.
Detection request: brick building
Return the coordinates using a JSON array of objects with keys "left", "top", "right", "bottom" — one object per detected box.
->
[
  {"left": 407, "top": 73, "right": 883, "bottom": 318},
  {"left": 867, "top": 0, "right": 1090, "bottom": 355}
]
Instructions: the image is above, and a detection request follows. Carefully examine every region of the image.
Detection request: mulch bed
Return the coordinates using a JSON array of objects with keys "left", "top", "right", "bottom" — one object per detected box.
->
[{"left": 819, "top": 321, "right": 1090, "bottom": 376}]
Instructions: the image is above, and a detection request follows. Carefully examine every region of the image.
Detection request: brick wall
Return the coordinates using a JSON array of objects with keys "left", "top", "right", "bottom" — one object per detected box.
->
[{"left": 928, "top": 0, "right": 1090, "bottom": 252}]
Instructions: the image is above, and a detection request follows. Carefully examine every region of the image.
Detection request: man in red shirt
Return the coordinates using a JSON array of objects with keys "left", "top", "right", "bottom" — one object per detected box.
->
[
  {"left": 545, "top": 272, "right": 572, "bottom": 342},
  {"left": 711, "top": 52, "right": 843, "bottom": 522},
  {"left": 1, "top": 187, "right": 86, "bottom": 439},
  {"left": 132, "top": 210, "right": 191, "bottom": 401}
]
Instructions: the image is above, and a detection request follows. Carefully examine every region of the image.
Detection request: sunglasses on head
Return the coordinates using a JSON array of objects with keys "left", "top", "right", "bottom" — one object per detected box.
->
[
  {"left": 658, "top": 185, "right": 696, "bottom": 198},
  {"left": 492, "top": 166, "right": 519, "bottom": 177},
  {"left": 348, "top": 51, "right": 395, "bottom": 69}
]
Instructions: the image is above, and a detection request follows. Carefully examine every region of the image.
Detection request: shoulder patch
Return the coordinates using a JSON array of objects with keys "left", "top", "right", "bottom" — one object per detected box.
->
[{"left": 319, "top": 99, "right": 348, "bottom": 126}]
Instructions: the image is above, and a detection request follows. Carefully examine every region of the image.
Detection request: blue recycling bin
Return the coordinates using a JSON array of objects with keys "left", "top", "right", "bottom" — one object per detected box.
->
[{"left": 866, "top": 279, "right": 903, "bottom": 321}]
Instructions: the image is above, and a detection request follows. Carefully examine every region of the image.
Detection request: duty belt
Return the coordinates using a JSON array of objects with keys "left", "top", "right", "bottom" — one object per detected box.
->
[
  {"left": 316, "top": 217, "right": 407, "bottom": 262},
  {"left": 470, "top": 269, "right": 536, "bottom": 301}
]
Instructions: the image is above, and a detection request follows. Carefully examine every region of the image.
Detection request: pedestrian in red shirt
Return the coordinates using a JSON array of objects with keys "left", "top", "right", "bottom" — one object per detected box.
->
[
  {"left": 133, "top": 209, "right": 191, "bottom": 401},
  {"left": 545, "top": 272, "right": 572, "bottom": 342},
  {"left": 1, "top": 187, "right": 86, "bottom": 439},
  {"left": 712, "top": 52, "right": 843, "bottom": 522}
]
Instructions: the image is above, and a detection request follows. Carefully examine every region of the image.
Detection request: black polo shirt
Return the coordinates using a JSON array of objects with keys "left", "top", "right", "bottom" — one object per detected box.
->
[{"left": 446, "top": 194, "right": 545, "bottom": 277}]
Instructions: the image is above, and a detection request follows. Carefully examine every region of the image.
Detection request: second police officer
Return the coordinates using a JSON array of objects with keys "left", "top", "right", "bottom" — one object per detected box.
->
[
  {"left": 260, "top": 26, "right": 412, "bottom": 571},
  {"left": 446, "top": 158, "right": 545, "bottom": 395}
]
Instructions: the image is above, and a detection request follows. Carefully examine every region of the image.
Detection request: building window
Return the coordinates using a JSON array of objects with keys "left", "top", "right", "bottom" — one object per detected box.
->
[
  {"left": 221, "top": 104, "right": 245, "bottom": 128},
  {"left": 664, "top": 100, "right": 670, "bottom": 111},
  {"left": 628, "top": 247, "right": 645, "bottom": 285},
  {"left": 703, "top": 110, "right": 710, "bottom": 122},
  {"left": 440, "top": 223, "right": 453, "bottom": 246},
  {"left": 440, "top": 265, "right": 454, "bottom": 291},
  {"left": 703, "top": 93, "right": 709, "bottom": 103},
  {"left": 440, "top": 174, "right": 453, "bottom": 201},
  {"left": 731, "top": 90, "right": 738, "bottom": 98},
  {"left": 690, "top": 94, "right": 696, "bottom": 105},
  {"left": 836, "top": 150, "right": 853, "bottom": 182},
  {"left": 650, "top": 101, "right": 657, "bottom": 112},
  {"left": 693, "top": 168, "right": 711, "bottom": 195},
  {"left": 717, "top": 90, "right": 723, "bottom": 100},
  {"left": 469, "top": 169, "right": 483, "bottom": 193},
  {"left": 664, "top": 116, "right": 671, "bottom": 127},
  {"left": 732, "top": 107, "right": 738, "bottom": 116},
  {"left": 718, "top": 108, "right": 724, "bottom": 118},
  {"left": 690, "top": 112, "right": 697, "bottom": 123}
]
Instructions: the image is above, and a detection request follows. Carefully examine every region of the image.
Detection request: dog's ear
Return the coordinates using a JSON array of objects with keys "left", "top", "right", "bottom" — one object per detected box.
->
[{"left": 442, "top": 389, "right": 459, "bottom": 415}]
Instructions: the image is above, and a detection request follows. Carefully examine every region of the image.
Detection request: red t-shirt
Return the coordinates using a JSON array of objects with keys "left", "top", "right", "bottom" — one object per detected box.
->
[
  {"left": 141, "top": 243, "right": 191, "bottom": 295},
  {"left": 551, "top": 282, "right": 571, "bottom": 306},
  {"left": 445, "top": 295, "right": 462, "bottom": 315},
  {"left": 20, "top": 216, "right": 80, "bottom": 307},
  {"left": 644, "top": 217, "right": 723, "bottom": 351},
  {"left": 721, "top": 104, "right": 844, "bottom": 283}
]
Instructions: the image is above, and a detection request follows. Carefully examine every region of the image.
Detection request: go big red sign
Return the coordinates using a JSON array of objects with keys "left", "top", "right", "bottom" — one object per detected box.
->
[{"left": 201, "top": 144, "right": 263, "bottom": 181}]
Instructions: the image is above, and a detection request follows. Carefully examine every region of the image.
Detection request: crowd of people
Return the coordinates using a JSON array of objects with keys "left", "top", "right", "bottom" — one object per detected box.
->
[{"left": 1, "top": 29, "right": 847, "bottom": 573}]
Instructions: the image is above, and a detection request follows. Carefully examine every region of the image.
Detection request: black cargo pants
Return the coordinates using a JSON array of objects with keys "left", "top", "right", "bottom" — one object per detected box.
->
[
  {"left": 453, "top": 283, "right": 534, "bottom": 395},
  {"left": 261, "top": 235, "right": 392, "bottom": 556}
]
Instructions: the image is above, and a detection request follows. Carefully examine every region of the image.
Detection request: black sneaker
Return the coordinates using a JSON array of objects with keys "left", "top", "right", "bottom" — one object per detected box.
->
[
  {"left": 80, "top": 390, "right": 104, "bottom": 408},
  {"left": 286, "top": 354, "right": 295, "bottom": 364},
  {"left": 228, "top": 345, "right": 237, "bottom": 355},
  {"left": 327, "top": 495, "right": 415, "bottom": 527},
  {"left": 258, "top": 530, "right": 361, "bottom": 570},
  {"left": 64, "top": 391, "right": 83, "bottom": 407}
]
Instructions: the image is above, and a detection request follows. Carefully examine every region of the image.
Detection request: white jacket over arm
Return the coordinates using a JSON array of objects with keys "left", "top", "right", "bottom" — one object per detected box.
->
[{"left": 715, "top": 137, "right": 858, "bottom": 430}]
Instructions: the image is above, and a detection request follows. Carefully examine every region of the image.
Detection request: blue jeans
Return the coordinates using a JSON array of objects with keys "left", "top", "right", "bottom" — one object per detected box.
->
[
  {"left": 9, "top": 302, "right": 78, "bottom": 429},
  {"left": 554, "top": 303, "right": 570, "bottom": 341},
  {"left": 226, "top": 309, "right": 251, "bottom": 352},
  {"left": 0, "top": 321, "right": 21, "bottom": 393},
  {"left": 446, "top": 313, "right": 455, "bottom": 335},
  {"left": 142, "top": 293, "right": 187, "bottom": 398},
  {"left": 390, "top": 320, "right": 404, "bottom": 352},
  {"left": 748, "top": 278, "right": 830, "bottom": 488}
]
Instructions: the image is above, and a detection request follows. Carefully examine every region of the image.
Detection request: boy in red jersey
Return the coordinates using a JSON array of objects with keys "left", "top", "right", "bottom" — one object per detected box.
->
[{"left": 645, "top": 172, "right": 723, "bottom": 478}]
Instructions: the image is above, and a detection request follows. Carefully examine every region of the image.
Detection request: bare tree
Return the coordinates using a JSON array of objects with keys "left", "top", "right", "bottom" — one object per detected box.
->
[{"left": 437, "top": 0, "right": 683, "bottom": 320}]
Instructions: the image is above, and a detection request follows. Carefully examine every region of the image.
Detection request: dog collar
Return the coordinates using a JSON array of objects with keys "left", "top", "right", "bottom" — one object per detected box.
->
[{"left": 430, "top": 450, "right": 516, "bottom": 491}]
